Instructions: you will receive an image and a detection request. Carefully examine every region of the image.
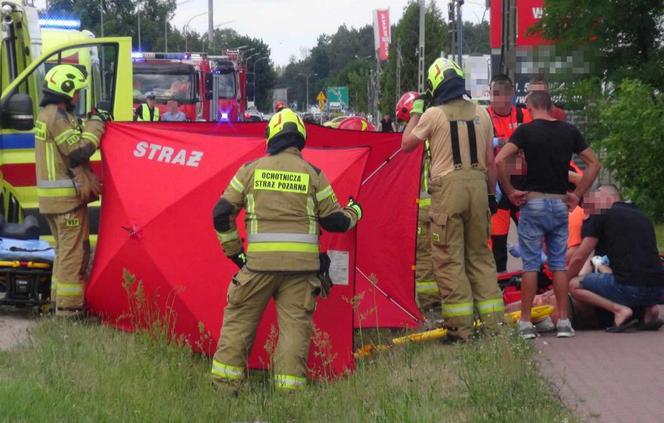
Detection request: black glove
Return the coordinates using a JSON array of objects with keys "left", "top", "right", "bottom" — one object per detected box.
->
[
  {"left": 229, "top": 251, "right": 247, "bottom": 269},
  {"left": 318, "top": 252, "right": 333, "bottom": 298},
  {"left": 488, "top": 194, "right": 499, "bottom": 215}
]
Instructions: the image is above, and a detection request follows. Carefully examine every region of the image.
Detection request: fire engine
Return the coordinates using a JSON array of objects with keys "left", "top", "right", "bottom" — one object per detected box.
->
[{"left": 131, "top": 50, "right": 247, "bottom": 122}]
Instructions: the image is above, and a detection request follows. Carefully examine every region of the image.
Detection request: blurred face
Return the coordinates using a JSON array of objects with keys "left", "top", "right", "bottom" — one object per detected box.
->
[
  {"left": 167, "top": 100, "right": 179, "bottom": 113},
  {"left": 582, "top": 190, "right": 614, "bottom": 216},
  {"left": 490, "top": 82, "right": 513, "bottom": 113},
  {"left": 147, "top": 98, "right": 157, "bottom": 108}
]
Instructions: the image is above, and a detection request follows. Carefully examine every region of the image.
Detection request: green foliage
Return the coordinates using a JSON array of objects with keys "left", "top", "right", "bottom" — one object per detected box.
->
[
  {"left": 655, "top": 223, "right": 664, "bottom": 251},
  {"left": 380, "top": 1, "right": 449, "bottom": 115},
  {"left": 0, "top": 320, "right": 575, "bottom": 422},
  {"left": 45, "top": 0, "right": 276, "bottom": 111},
  {"left": 536, "top": 0, "right": 664, "bottom": 89},
  {"left": 595, "top": 80, "right": 664, "bottom": 219},
  {"left": 276, "top": 25, "right": 375, "bottom": 112}
]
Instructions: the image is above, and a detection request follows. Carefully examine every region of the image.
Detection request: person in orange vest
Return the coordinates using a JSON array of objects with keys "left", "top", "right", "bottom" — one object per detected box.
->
[
  {"left": 527, "top": 77, "right": 567, "bottom": 121},
  {"left": 486, "top": 74, "right": 532, "bottom": 273}
]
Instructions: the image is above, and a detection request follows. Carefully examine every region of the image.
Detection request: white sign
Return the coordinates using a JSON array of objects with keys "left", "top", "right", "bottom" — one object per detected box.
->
[{"left": 327, "top": 250, "right": 349, "bottom": 285}]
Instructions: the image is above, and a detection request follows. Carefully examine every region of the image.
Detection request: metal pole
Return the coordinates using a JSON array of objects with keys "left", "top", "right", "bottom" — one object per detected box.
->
[
  {"left": 253, "top": 57, "right": 268, "bottom": 105},
  {"left": 417, "top": 0, "right": 426, "bottom": 93},
  {"left": 208, "top": 0, "right": 213, "bottom": 50},
  {"left": 457, "top": 0, "right": 464, "bottom": 67},
  {"left": 305, "top": 75, "right": 309, "bottom": 112},
  {"left": 164, "top": 19, "right": 168, "bottom": 52},
  {"left": 138, "top": 10, "right": 141, "bottom": 51},
  {"left": 395, "top": 39, "right": 401, "bottom": 105}
]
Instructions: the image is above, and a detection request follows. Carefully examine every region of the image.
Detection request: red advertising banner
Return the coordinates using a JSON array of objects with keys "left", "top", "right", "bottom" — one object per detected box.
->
[
  {"left": 373, "top": 8, "right": 391, "bottom": 61},
  {"left": 489, "top": 0, "right": 551, "bottom": 49}
]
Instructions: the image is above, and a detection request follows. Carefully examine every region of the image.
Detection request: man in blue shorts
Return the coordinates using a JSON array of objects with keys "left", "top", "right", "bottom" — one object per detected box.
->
[
  {"left": 568, "top": 185, "right": 664, "bottom": 331},
  {"left": 496, "top": 91, "right": 600, "bottom": 339}
]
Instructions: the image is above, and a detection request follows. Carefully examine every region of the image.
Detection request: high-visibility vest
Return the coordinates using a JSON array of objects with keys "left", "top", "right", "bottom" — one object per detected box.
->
[{"left": 137, "top": 104, "right": 160, "bottom": 122}]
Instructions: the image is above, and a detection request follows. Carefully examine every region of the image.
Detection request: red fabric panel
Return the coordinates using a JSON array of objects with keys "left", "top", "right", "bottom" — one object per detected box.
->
[
  {"left": 87, "top": 123, "right": 368, "bottom": 378},
  {"left": 115, "top": 122, "right": 424, "bottom": 327}
]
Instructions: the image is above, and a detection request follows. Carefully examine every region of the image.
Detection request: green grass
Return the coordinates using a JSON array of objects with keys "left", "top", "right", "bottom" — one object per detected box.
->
[
  {"left": 0, "top": 319, "right": 575, "bottom": 422},
  {"left": 655, "top": 223, "right": 664, "bottom": 251}
]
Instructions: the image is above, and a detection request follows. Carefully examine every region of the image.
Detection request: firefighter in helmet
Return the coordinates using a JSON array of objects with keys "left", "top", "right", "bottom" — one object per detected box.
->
[
  {"left": 211, "top": 108, "right": 362, "bottom": 391},
  {"left": 396, "top": 91, "right": 440, "bottom": 314},
  {"left": 35, "top": 64, "right": 111, "bottom": 317},
  {"left": 401, "top": 58, "right": 504, "bottom": 341}
]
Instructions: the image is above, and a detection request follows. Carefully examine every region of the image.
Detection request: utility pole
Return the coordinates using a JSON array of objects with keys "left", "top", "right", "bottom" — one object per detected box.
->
[
  {"left": 448, "top": 2, "right": 457, "bottom": 60},
  {"left": 208, "top": 0, "right": 213, "bottom": 51},
  {"left": 417, "top": 0, "right": 426, "bottom": 93},
  {"left": 395, "top": 39, "right": 402, "bottom": 104},
  {"left": 368, "top": 70, "right": 373, "bottom": 117},
  {"left": 500, "top": 0, "right": 517, "bottom": 82},
  {"left": 456, "top": 0, "right": 464, "bottom": 67}
]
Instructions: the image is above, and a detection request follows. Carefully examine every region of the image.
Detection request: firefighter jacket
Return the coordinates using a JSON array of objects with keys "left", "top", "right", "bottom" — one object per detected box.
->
[
  {"left": 35, "top": 104, "right": 104, "bottom": 214},
  {"left": 213, "top": 147, "right": 359, "bottom": 272}
]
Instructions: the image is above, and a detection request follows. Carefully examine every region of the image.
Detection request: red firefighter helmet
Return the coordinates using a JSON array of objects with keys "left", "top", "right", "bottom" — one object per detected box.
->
[
  {"left": 395, "top": 91, "right": 419, "bottom": 123},
  {"left": 337, "top": 116, "right": 376, "bottom": 131},
  {"left": 274, "top": 100, "right": 287, "bottom": 112}
]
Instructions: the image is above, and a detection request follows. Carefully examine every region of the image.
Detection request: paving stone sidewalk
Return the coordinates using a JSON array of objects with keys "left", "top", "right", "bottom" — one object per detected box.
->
[{"left": 536, "top": 321, "right": 664, "bottom": 422}]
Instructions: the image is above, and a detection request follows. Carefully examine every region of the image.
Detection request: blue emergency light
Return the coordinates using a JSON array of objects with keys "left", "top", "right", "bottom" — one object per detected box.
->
[{"left": 39, "top": 16, "right": 81, "bottom": 30}]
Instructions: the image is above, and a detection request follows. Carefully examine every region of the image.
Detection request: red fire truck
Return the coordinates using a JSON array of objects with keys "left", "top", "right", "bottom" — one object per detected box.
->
[{"left": 131, "top": 50, "right": 247, "bottom": 121}]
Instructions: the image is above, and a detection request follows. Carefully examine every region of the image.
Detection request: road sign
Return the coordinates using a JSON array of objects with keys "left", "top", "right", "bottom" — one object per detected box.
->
[
  {"left": 317, "top": 90, "right": 327, "bottom": 111},
  {"left": 326, "top": 86, "right": 349, "bottom": 110}
]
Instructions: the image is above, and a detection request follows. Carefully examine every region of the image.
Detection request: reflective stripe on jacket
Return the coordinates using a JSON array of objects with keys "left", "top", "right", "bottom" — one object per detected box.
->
[
  {"left": 214, "top": 147, "right": 357, "bottom": 272},
  {"left": 35, "top": 104, "right": 104, "bottom": 214}
]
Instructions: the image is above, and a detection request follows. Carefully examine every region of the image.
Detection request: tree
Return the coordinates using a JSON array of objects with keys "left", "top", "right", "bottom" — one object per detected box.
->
[
  {"left": 204, "top": 29, "right": 277, "bottom": 111},
  {"left": 380, "top": 1, "right": 449, "bottom": 115},
  {"left": 535, "top": 0, "right": 664, "bottom": 89},
  {"left": 594, "top": 80, "right": 664, "bottom": 219},
  {"left": 462, "top": 21, "right": 490, "bottom": 55},
  {"left": 46, "top": 0, "right": 177, "bottom": 52}
]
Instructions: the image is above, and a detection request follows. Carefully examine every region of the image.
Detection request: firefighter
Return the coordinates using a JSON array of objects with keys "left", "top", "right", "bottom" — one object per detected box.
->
[
  {"left": 401, "top": 58, "right": 504, "bottom": 341},
  {"left": 396, "top": 91, "right": 439, "bottom": 313},
  {"left": 34, "top": 64, "right": 109, "bottom": 317},
  {"left": 486, "top": 74, "right": 532, "bottom": 272},
  {"left": 134, "top": 92, "right": 160, "bottom": 121},
  {"left": 211, "top": 108, "right": 362, "bottom": 391}
]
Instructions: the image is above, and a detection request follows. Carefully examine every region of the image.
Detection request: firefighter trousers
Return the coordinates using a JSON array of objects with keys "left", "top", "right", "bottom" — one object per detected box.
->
[
  {"left": 415, "top": 202, "right": 440, "bottom": 311},
  {"left": 429, "top": 170, "right": 504, "bottom": 339},
  {"left": 45, "top": 206, "right": 90, "bottom": 316},
  {"left": 212, "top": 267, "right": 320, "bottom": 390}
]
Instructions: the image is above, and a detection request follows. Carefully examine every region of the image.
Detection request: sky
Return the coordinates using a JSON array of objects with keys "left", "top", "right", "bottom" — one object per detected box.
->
[
  {"left": 36, "top": 0, "right": 488, "bottom": 65},
  {"left": 172, "top": 0, "right": 488, "bottom": 65}
]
